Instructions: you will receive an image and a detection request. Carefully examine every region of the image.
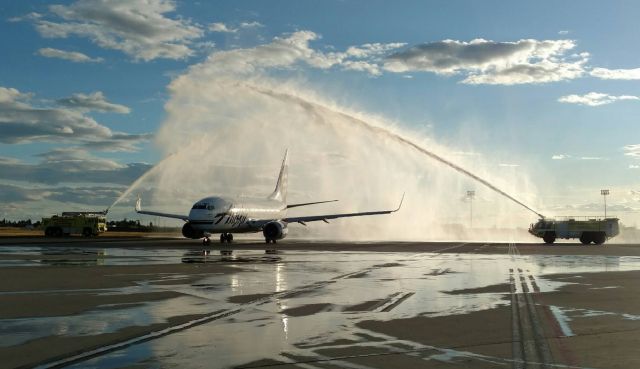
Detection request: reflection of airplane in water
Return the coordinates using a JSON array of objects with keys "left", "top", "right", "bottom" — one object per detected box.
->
[{"left": 136, "top": 150, "right": 402, "bottom": 245}]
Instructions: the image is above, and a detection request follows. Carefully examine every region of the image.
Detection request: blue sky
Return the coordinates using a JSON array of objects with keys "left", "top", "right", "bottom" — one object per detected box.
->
[{"left": 0, "top": 0, "right": 638, "bottom": 224}]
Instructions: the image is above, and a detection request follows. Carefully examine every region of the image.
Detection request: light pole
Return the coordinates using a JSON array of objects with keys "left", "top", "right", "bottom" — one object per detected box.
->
[
  {"left": 601, "top": 189, "right": 609, "bottom": 218},
  {"left": 466, "top": 190, "right": 475, "bottom": 229}
]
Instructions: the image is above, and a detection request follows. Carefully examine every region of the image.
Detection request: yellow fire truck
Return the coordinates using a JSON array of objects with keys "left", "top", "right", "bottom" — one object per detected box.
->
[
  {"left": 42, "top": 212, "right": 108, "bottom": 237},
  {"left": 529, "top": 217, "right": 619, "bottom": 245}
]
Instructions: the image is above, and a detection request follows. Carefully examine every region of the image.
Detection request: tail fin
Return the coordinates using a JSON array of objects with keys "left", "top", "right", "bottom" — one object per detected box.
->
[{"left": 269, "top": 149, "right": 288, "bottom": 202}]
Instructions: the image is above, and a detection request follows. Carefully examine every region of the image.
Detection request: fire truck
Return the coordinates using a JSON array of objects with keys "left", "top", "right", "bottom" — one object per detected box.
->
[
  {"left": 529, "top": 217, "right": 619, "bottom": 245},
  {"left": 42, "top": 212, "right": 108, "bottom": 237}
]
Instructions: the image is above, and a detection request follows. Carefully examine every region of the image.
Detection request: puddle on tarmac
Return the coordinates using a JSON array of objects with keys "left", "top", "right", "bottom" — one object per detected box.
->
[
  {"left": 0, "top": 247, "right": 289, "bottom": 267},
  {"left": 5, "top": 250, "right": 636, "bottom": 369}
]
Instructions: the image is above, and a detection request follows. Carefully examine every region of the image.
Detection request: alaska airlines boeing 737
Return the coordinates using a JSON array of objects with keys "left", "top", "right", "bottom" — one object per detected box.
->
[{"left": 135, "top": 150, "right": 403, "bottom": 244}]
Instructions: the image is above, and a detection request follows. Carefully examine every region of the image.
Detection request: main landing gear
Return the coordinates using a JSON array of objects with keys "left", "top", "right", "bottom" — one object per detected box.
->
[
  {"left": 265, "top": 238, "right": 277, "bottom": 254},
  {"left": 202, "top": 233, "right": 233, "bottom": 245},
  {"left": 220, "top": 233, "right": 233, "bottom": 243}
]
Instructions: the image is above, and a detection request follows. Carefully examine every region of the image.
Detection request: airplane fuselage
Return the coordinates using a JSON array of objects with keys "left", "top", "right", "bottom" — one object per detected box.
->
[{"left": 187, "top": 196, "right": 286, "bottom": 234}]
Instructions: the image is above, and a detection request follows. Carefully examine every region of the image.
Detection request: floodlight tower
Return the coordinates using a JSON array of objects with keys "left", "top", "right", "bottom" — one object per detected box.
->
[
  {"left": 466, "top": 190, "right": 475, "bottom": 228},
  {"left": 601, "top": 189, "right": 610, "bottom": 218}
]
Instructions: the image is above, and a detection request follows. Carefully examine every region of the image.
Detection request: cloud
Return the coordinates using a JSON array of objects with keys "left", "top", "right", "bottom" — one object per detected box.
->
[
  {"left": 46, "top": 185, "right": 124, "bottom": 205},
  {"left": 630, "top": 164, "right": 639, "bottom": 169},
  {"left": 552, "top": 154, "right": 570, "bottom": 160},
  {"left": 346, "top": 43, "right": 407, "bottom": 58},
  {"left": 209, "top": 22, "right": 236, "bottom": 33},
  {"left": 579, "top": 156, "right": 604, "bottom": 160},
  {"left": 191, "top": 30, "right": 405, "bottom": 77},
  {"left": 498, "top": 163, "right": 520, "bottom": 167},
  {"left": 341, "top": 60, "right": 383, "bottom": 76},
  {"left": 0, "top": 183, "right": 127, "bottom": 207},
  {"left": 0, "top": 149, "right": 152, "bottom": 185},
  {"left": 624, "top": 144, "right": 640, "bottom": 158},
  {"left": 32, "top": 0, "right": 203, "bottom": 61},
  {"left": 7, "top": 12, "right": 42, "bottom": 22},
  {"left": 56, "top": 91, "right": 130, "bottom": 113},
  {"left": 209, "top": 21, "right": 264, "bottom": 34},
  {"left": 558, "top": 92, "right": 640, "bottom": 106},
  {"left": 384, "top": 39, "right": 587, "bottom": 85},
  {"left": 0, "top": 184, "right": 52, "bottom": 202},
  {"left": 37, "top": 47, "right": 103, "bottom": 63},
  {"left": 0, "top": 86, "right": 149, "bottom": 150},
  {"left": 239, "top": 21, "right": 263, "bottom": 29},
  {"left": 558, "top": 30, "right": 570, "bottom": 35},
  {"left": 590, "top": 67, "right": 640, "bottom": 80}
]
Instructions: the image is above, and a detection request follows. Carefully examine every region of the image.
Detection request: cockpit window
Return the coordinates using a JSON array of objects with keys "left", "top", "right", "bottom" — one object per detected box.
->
[{"left": 206, "top": 205, "right": 215, "bottom": 210}]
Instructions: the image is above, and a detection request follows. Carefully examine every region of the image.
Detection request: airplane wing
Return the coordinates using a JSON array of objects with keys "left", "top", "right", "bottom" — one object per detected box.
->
[
  {"left": 283, "top": 194, "right": 403, "bottom": 225},
  {"left": 135, "top": 197, "right": 189, "bottom": 221},
  {"left": 286, "top": 199, "right": 338, "bottom": 209}
]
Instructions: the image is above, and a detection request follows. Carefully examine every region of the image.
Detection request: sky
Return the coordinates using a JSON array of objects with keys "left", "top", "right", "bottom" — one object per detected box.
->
[{"left": 0, "top": 0, "right": 638, "bottom": 228}]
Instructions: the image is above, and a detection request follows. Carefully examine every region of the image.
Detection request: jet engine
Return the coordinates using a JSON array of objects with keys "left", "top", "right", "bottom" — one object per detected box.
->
[
  {"left": 262, "top": 221, "right": 288, "bottom": 240},
  {"left": 182, "top": 223, "right": 204, "bottom": 239}
]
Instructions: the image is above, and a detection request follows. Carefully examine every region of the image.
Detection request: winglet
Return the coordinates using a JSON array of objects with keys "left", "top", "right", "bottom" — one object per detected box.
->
[
  {"left": 135, "top": 195, "right": 142, "bottom": 212},
  {"left": 393, "top": 193, "right": 405, "bottom": 212}
]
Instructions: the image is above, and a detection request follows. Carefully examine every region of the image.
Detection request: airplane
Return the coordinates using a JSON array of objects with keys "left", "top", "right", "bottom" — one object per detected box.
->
[{"left": 135, "top": 150, "right": 403, "bottom": 245}]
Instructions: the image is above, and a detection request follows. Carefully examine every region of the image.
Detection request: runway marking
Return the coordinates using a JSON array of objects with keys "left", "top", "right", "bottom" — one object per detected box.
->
[{"left": 510, "top": 267, "right": 554, "bottom": 368}]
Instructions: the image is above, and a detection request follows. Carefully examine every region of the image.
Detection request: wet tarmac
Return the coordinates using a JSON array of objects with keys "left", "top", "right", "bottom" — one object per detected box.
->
[{"left": 1, "top": 238, "right": 639, "bottom": 368}]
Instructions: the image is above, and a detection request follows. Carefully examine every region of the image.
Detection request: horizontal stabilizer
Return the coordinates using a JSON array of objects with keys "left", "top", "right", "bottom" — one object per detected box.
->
[{"left": 135, "top": 196, "right": 189, "bottom": 221}]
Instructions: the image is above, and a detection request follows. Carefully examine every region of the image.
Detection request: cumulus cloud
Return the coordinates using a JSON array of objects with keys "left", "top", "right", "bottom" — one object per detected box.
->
[
  {"left": 193, "top": 30, "right": 404, "bottom": 77},
  {"left": 558, "top": 92, "right": 640, "bottom": 106},
  {"left": 32, "top": 0, "right": 203, "bottom": 61},
  {"left": 384, "top": 39, "right": 587, "bottom": 85},
  {"left": 552, "top": 154, "right": 570, "bottom": 160},
  {"left": 38, "top": 47, "right": 103, "bottom": 63},
  {"left": 624, "top": 144, "right": 640, "bottom": 158},
  {"left": 0, "top": 86, "right": 149, "bottom": 150},
  {"left": 57, "top": 91, "right": 130, "bottom": 113},
  {"left": 0, "top": 149, "right": 152, "bottom": 185},
  {"left": 590, "top": 67, "right": 640, "bottom": 80}
]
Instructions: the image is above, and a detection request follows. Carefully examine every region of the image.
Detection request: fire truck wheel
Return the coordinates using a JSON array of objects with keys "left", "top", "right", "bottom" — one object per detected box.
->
[
  {"left": 543, "top": 232, "right": 556, "bottom": 244},
  {"left": 579, "top": 233, "right": 591, "bottom": 245}
]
